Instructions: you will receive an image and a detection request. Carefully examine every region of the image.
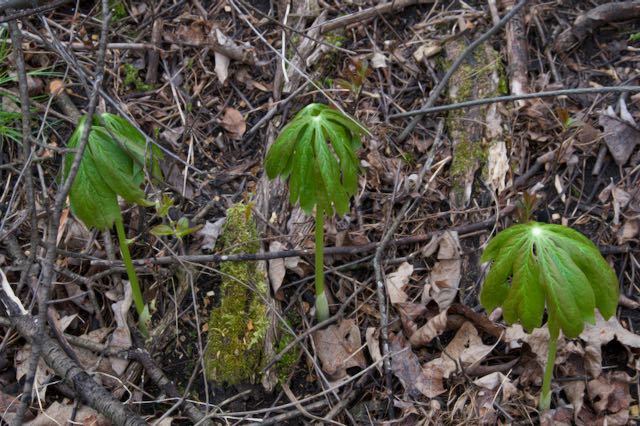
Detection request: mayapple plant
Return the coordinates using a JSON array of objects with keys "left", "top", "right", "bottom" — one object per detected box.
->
[
  {"left": 64, "top": 113, "right": 163, "bottom": 334},
  {"left": 479, "top": 221, "right": 619, "bottom": 410},
  {"left": 265, "top": 103, "right": 364, "bottom": 321}
]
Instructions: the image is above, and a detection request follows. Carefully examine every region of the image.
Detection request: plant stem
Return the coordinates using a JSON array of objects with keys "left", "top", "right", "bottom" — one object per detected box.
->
[
  {"left": 114, "top": 217, "right": 145, "bottom": 318},
  {"left": 314, "top": 210, "right": 329, "bottom": 321},
  {"left": 540, "top": 323, "right": 559, "bottom": 411}
]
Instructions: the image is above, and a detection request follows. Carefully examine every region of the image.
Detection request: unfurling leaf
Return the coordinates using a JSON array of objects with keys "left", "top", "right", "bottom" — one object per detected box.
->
[
  {"left": 264, "top": 103, "right": 364, "bottom": 216},
  {"left": 64, "top": 114, "right": 163, "bottom": 231},
  {"left": 480, "top": 222, "right": 619, "bottom": 338}
]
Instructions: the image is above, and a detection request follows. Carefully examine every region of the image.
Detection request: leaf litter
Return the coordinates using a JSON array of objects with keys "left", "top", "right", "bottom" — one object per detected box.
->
[{"left": 2, "top": 0, "right": 640, "bottom": 424}]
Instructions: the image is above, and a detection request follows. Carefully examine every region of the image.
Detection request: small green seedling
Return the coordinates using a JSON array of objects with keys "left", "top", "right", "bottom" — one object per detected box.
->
[
  {"left": 480, "top": 221, "right": 619, "bottom": 410},
  {"left": 265, "top": 103, "right": 364, "bottom": 321},
  {"left": 64, "top": 113, "right": 163, "bottom": 333},
  {"left": 151, "top": 194, "right": 202, "bottom": 239}
]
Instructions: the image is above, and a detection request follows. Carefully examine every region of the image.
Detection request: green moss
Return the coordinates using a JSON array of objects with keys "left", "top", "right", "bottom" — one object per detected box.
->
[
  {"left": 275, "top": 330, "right": 298, "bottom": 384},
  {"left": 205, "top": 204, "right": 269, "bottom": 384},
  {"left": 109, "top": 0, "right": 127, "bottom": 21},
  {"left": 123, "top": 63, "right": 153, "bottom": 92}
]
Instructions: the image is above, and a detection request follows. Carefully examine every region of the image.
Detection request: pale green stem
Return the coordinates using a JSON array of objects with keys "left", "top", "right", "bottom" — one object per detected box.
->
[
  {"left": 540, "top": 322, "right": 559, "bottom": 411},
  {"left": 314, "top": 210, "right": 329, "bottom": 321},
  {"left": 114, "top": 218, "right": 146, "bottom": 319}
]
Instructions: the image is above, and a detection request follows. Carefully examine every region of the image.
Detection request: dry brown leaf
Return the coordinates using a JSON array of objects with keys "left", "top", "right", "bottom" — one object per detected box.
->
[
  {"left": 618, "top": 218, "right": 639, "bottom": 244},
  {"left": 423, "top": 232, "right": 461, "bottom": 310},
  {"left": 396, "top": 302, "right": 428, "bottom": 338},
  {"left": 267, "top": 241, "right": 286, "bottom": 297},
  {"left": 557, "top": 345, "right": 587, "bottom": 418},
  {"left": 540, "top": 407, "right": 574, "bottom": 426},
  {"left": 25, "top": 401, "right": 109, "bottom": 426},
  {"left": 587, "top": 371, "right": 632, "bottom": 425},
  {"left": 425, "top": 322, "right": 493, "bottom": 378},
  {"left": 581, "top": 312, "right": 640, "bottom": 377},
  {"left": 473, "top": 372, "right": 517, "bottom": 402},
  {"left": 598, "top": 182, "right": 631, "bottom": 225},
  {"left": 385, "top": 261, "right": 413, "bottom": 305},
  {"left": 214, "top": 29, "right": 231, "bottom": 84},
  {"left": 220, "top": 107, "right": 246, "bottom": 140},
  {"left": 312, "top": 319, "right": 366, "bottom": 381},
  {"left": 110, "top": 284, "right": 133, "bottom": 379},
  {"left": 389, "top": 333, "right": 446, "bottom": 398},
  {"left": 365, "top": 327, "right": 383, "bottom": 373},
  {"left": 504, "top": 324, "right": 557, "bottom": 367},
  {"left": 197, "top": 217, "right": 225, "bottom": 251},
  {"left": 599, "top": 103, "right": 640, "bottom": 166},
  {"left": 409, "top": 310, "right": 448, "bottom": 347}
]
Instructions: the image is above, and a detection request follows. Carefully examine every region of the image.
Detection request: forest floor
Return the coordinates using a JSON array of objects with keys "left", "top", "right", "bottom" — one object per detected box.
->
[{"left": 0, "top": 0, "right": 639, "bottom": 425}]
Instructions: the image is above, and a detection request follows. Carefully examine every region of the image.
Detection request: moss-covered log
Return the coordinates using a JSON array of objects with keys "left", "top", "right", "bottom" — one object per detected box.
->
[
  {"left": 444, "top": 40, "right": 507, "bottom": 208},
  {"left": 204, "top": 204, "right": 270, "bottom": 384}
]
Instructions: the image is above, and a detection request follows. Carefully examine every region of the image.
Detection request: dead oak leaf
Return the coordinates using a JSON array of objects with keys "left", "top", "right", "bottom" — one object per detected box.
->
[
  {"left": 425, "top": 321, "right": 493, "bottom": 378},
  {"left": 422, "top": 231, "right": 461, "bottom": 310},
  {"left": 312, "top": 319, "right": 366, "bottom": 381},
  {"left": 599, "top": 104, "right": 640, "bottom": 166},
  {"left": 581, "top": 312, "right": 640, "bottom": 377},
  {"left": 410, "top": 309, "right": 448, "bottom": 347},
  {"left": 389, "top": 333, "right": 446, "bottom": 398},
  {"left": 385, "top": 261, "right": 413, "bottom": 305},
  {"left": 220, "top": 108, "right": 246, "bottom": 140},
  {"left": 587, "top": 371, "right": 632, "bottom": 425}
]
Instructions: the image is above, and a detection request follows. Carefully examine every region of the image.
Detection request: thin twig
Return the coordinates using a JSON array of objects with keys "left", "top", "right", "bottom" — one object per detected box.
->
[
  {"left": 8, "top": 0, "right": 113, "bottom": 424},
  {"left": 89, "top": 209, "right": 516, "bottom": 268},
  {"left": 0, "top": 0, "right": 69, "bottom": 24},
  {"left": 6, "top": 14, "right": 42, "bottom": 424},
  {"left": 390, "top": 85, "right": 640, "bottom": 118}
]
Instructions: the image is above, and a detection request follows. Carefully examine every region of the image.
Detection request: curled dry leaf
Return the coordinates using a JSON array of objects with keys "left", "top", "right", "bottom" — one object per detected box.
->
[
  {"left": 110, "top": 283, "right": 133, "bottom": 378},
  {"left": 371, "top": 51, "right": 387, "bottom": 69},
  {"left": 410, "top": 310, "right": 448, "bottom": 347},
  {"left": 268, "top": 241, "right": 286, "bottom": 297},
  {"left": 473, "top": 372, "right": 517, "bottom": 401},
  {"left": 587, "top": 371, "right": 632, "bottom": 425},
  {"left": 581, "top": 312, "right": 640, "bottom": 377},
  {"left": 365, "top": 327, "right": 383, "bottom": 373},
  {"left": 385, "top": 261, "right": 413, "bottom": 305},
  {"left": 423, "top": 231, "right": 461, "bottom": 310},
  {"left": 618, "top": 218, "right": 639, "bottom": 244},
  {"left": 504, "top": 324, "right": 558, "bottom": 367},
  {"left": 220, "top": 107, "right": 246, "bottom": 140},
  {"left": 598, "top": 182, "right": 631, "bottom": 225},
  {"left": 389, "top": 333, "right": 446, "bottom": 398},
  {"left": 396, "top": 302, "right": 428, "bottom": 338},
  {"left": 540, "top": 407, "right": 574, "bottom": 426},
  {"left": 214, "top": 29, "right": 231, "bottom": 84},
  {"left": 599, "top": 103, "right": 640, "bottom": 166},
  {"left": 197, "top": 217, "right": 226, "bottom": 251},
  {"left": 312, "top": 319, "right": 366, "bottom": 381},
  {"left": 425, "top": 322, "right": 493, "bottom": 378}
]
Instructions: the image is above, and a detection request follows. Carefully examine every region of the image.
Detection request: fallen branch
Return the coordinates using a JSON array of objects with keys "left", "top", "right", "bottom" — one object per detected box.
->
[
  {"left": 0, "top": 269, "right": 145, "bottom": 425},
  {"left": 317, "top": 0, "right": 435, "bottom": 34},
  {"left": 554, "top": 1, "right": 640, "bottom": 52}
]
